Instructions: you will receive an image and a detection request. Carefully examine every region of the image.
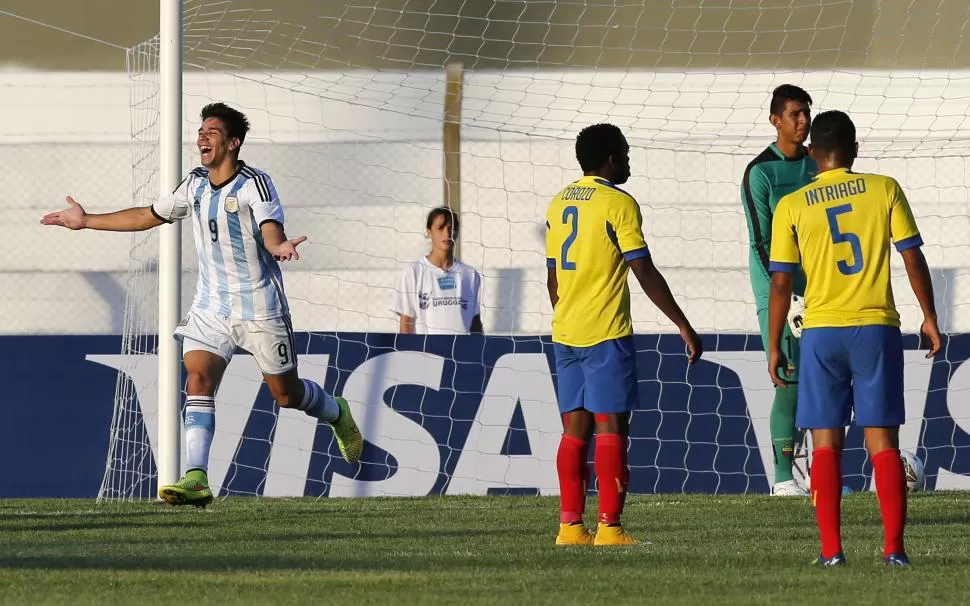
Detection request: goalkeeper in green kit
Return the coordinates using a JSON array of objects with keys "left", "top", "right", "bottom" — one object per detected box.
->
[{"left": 740, "top": 85, "right": 816, "bottom": 496}]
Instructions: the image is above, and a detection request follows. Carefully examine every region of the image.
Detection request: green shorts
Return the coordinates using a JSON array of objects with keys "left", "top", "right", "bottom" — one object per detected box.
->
[{"left": 757, "top": 308, "right": 800, "bottom": 384}]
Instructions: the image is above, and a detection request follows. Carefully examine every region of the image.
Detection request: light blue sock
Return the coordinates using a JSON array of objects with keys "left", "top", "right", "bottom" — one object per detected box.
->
[
  {"left": 184, "top": 396, "right": 215, "bottom": 472},
  {"left": 296, "top": 379, "right": 339, "bottom": 423}
]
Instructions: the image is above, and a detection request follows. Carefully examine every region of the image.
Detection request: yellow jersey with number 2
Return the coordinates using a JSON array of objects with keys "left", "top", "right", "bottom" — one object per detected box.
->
[
  {"left": 769, "top": 167, "right": 923, "bottom": 329},
  {"left": 546, "top": 175, "right": 650, "bottom": 347}
]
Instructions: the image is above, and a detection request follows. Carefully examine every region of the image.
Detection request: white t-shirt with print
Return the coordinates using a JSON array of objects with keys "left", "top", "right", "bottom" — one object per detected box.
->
[{"left": 393, "top": 258, "right": 482, "bottom": 334}]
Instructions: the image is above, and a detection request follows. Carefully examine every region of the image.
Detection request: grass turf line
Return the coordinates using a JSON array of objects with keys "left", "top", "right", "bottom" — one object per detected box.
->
[{"left": 2, "top": 493, "right": 970, "bottom": 605}]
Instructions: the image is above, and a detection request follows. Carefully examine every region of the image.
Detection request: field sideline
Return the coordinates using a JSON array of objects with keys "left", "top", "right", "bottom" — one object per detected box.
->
[{"left": 3, "top": 493, "right": 970, "bottom": 605}]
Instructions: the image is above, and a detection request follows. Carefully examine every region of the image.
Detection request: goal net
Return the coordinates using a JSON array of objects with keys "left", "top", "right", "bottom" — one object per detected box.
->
[{"left": 99, "top": 0, "right": 970, "bottom": 500}]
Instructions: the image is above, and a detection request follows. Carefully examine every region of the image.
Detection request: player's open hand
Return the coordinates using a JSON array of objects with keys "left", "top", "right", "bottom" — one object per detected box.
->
[
  {"left": 768, "top": 348, "right": 790, "bottom": 388},
  {"left": 680, "top": 326, "right": 703, "bottom": 364},
  {"left": 921, "top": 316, "right": 942, "bottom": 358},
  {"left": 271, "top": 235, "right": 307, "bottom": 261},
  {"left": 41, "top": 196, "right": 87, "bottom": 230}
]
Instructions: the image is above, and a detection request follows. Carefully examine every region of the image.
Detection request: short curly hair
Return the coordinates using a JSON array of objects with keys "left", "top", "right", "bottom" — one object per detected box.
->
[{"left": 575, "top": 123, "right": 626, "bottom": 173}]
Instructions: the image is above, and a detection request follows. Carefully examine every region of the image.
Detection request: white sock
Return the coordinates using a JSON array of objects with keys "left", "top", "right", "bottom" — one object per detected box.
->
[
  {"left": 184, "top": 395, "right": 215, "bottom": 472},
  {"left": 297, "top": 379, "right": 340, "bottom": 423}
]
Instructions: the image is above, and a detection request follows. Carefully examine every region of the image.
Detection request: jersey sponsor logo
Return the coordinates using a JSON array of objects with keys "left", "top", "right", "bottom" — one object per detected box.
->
[
  {"left": 437, "top": 275, "right": 456, "bottom": 290},
  {"left": 419, "top": 290, "right": 467, "bottom": 310},
  {"left": 76, "top": 336, "right": 967, "bottom": 498},
  {"left": 432, "top": 296, "right": 468, "bottom": 310},
  {"left": 224, "top": 196, "right": 239, "bottom": 213}
]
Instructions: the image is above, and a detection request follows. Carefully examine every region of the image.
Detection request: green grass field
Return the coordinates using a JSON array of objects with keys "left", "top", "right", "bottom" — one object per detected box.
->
[{"left": 3, "top": 493, "right": 970, "bottom": 605}]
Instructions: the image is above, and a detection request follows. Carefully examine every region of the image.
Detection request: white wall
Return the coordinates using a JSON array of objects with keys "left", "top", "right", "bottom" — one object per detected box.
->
[{"left": 3, "top": 69, "right": 970, "bottom": 335}]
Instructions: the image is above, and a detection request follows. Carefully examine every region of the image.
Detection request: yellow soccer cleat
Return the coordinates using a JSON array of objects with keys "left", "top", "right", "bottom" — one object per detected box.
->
[
  {"left": 331, "top": 397, "right": 363, "bottom": 464},
  {"left": 593, "top": 522, "right": 640, "bottom": 546},
  {"left": 555, "top": 523, "right": 595, "bottom": 546},
  {"left": 158, "top": 470, "right": 213, "bottom": 508}
]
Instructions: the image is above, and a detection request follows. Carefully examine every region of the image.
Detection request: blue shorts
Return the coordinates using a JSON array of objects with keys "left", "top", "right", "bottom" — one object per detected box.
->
[
  {"left": 796, "top": 325, "right": 905, "bottom": 429},
  {"left": 553, "top": 336, "right": 639, "bottom": 415}
]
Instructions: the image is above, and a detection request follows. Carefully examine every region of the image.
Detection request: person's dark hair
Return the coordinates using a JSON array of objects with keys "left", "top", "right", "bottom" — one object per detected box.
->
[
  {"left": 770, "top": 84, "right": 813, "bottom": 116},
  {"left": 426, "top": 206, "right": 459, "bottom": 234},
  {"left": 809, "top": 110, "right": 856, "bottom": 159},
  {"left": 575, "top": 123, "right": 626, "bottom": 173},
  {"left": 201, "top": 102, "right": 251, "bottom": 146}
]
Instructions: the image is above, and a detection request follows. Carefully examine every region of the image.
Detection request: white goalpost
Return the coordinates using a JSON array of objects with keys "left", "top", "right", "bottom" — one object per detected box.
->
[
  {"left": 156, "top": 0, "right": 184, "bottom": 495},
  {"left": 97, "top": 0, "right": 970, "bottom": 500}
]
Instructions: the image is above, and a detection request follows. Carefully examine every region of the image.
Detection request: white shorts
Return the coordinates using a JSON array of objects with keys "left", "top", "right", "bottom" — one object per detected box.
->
[{"left": 174, "top": 308, "right": 297, "bottom": 375}]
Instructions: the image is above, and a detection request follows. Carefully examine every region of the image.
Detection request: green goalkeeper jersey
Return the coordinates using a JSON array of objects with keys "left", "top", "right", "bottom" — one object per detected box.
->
[{"left": 740, "top": 143, "right": 816, "bottom": 309}]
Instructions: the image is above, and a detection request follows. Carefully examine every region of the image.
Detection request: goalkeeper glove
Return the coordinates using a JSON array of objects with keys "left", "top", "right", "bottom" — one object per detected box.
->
[{"left": 787, "top": 294, "right": 805, "bottom": 338}]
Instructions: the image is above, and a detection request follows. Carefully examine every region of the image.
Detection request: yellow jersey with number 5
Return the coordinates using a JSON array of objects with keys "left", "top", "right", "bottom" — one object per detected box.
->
[
  {"left": 546, "top": 176, "right": 650, "bottom": 347},
  {"left": 768, "top": 167, "right": 923, "bottom": 328}
]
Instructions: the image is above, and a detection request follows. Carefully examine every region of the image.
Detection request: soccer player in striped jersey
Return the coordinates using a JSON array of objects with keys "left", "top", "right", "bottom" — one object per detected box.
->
[
  {"left": 768, "top": 110, "right": 942, "bottom": 567},
  {"left": 546, "top": 123, "right": 702, "bottom": 546},
  {"left": 741, "top": 84, "right": 817, "bottom": 496},
  {"left": 41, "top": 102, "right": 363, "bottom": 507}
]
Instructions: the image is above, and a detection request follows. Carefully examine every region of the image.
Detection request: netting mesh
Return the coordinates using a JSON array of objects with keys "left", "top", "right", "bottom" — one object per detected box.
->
[{"left": 95, "top": 0, "right": 970, "bottom": 499}]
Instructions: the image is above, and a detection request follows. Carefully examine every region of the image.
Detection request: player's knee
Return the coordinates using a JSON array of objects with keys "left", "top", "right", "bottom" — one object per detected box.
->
[
  {"left": 594, "top": 413, "right": 629, "bottom": 436},
  {"left": 562, "top": 410, "right": 593, "bottom": 440},
  {"left": 185, "top": 371, "right": 218, "bottom": 396}
]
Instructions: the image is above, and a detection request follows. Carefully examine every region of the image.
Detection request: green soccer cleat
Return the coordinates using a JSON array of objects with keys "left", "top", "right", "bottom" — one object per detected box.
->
[
  {"left": 331, "top": 396, "right": 363, "bottom": 464},
  {"left": 158, "top": 469, "right": 214, "bottom": 508}
]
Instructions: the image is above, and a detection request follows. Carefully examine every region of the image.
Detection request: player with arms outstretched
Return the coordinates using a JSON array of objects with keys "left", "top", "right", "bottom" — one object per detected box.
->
[
  {"left": 546, "top": 123, "right": 702, "bottom": 546},
  {"left": 768, "top": 110, "right": 942, "bottom": 566},
  {"left": 42, "top": 103, "right": 363, "bottom": 507},
  {"left": 741, "top": 84, "right": 817, "bottom": 496}
]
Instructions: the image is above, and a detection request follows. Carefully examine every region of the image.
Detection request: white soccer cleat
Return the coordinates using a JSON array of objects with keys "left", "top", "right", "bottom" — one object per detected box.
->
[{"left": 771, "top": 479, "right": 809, "bottom": 496}]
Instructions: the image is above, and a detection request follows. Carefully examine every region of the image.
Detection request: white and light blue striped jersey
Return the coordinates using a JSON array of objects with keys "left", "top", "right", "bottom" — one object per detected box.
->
[{"left": 152, "top": 162, "right": 289, "bottom": 320}]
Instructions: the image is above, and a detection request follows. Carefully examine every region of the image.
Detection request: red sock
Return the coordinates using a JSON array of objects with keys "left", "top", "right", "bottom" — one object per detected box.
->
[
  {"left": 872, "top": 448, "right": 907, "bottom": 557},
  {"left": 810, "top": 447, "right": 843, "bottom": 558},
  {"left": 557, "top": 434, "right": 589, "bottom": 524},
  {"left": 595, "top": 433, "right": 627, "bottom": 525}
]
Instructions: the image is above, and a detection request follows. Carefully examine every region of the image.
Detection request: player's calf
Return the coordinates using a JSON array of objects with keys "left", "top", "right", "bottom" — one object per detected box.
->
[
  {"left": 809, "top": 445, "right": 844, "bottom": 560},
  {"left": 265, "top": 372, "right": 337, "bottom": 419},
  {"left": 870, "top": 445, "right": 908, "bottom": 561},
  {"left": 266, "top": 372, "right": 363, "bottom": 464},
  {"left": 593, "top": 414, "right": 630, "bottom": 527},
  {"left": 557, "top": 433, "right": 589, "bottom": 526}
]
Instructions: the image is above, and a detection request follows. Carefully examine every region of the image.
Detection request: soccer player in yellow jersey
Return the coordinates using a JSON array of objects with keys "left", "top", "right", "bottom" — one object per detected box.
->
[
  {"left": 546, "top": 123, "right": 702, "bottom": 546},
  {"left": 767, "top": 110, "right": 942, "bottom": 567}
]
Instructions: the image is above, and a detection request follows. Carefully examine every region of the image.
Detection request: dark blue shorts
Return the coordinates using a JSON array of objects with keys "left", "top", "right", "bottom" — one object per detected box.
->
[
  {"left": 796, "top": 325, "right": 905, "bottom": 429},
  {"left": 553, "top": 336, "right": 639, "bottom": 415}
]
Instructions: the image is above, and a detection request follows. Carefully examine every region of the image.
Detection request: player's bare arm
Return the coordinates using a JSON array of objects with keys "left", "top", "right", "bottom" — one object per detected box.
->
[
  {"left": 546, "top": 266, "right": 559, "bottom": 310},
  {"left": 901, "top": 247, "right": 942, "bottom": 358},
  {"left": 259, "top": 220, "right": 307, "bottom": 262},
  {"left": 399, "top": 315, "right": 416, "bottom": 333},
  {"left": 767, "top": 271, "right": 793, "bottom": 388},
  {"left": 41, "top": 196, "right": 163, "bottom": 232},
  {"left": 627, "top": 256, "right": 702, "bottom": 363}
]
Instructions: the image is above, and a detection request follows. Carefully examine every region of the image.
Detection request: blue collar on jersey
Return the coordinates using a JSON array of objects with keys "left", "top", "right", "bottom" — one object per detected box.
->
[{"left": 593, "top": 177, "right": 633, "bottom": 198}]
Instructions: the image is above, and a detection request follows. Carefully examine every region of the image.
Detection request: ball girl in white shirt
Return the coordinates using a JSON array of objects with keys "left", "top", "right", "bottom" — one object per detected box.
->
[{"left": 393, "top": 206, "right": 483, "bottom": 334}]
